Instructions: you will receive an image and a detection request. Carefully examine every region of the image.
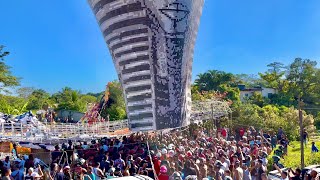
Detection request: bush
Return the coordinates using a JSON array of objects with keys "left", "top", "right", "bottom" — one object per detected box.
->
[{"left": 232, "top": 104, "right": 315, "bottom": 141}]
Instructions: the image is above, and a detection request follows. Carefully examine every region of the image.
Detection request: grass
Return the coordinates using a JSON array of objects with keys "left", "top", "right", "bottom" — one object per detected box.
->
[{"left": 276, "top": 141, "right": 320, "bottom": 168}]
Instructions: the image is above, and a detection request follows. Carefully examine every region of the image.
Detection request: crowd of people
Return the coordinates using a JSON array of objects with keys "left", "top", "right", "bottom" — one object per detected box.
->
[{"left": 0, "top": 125, "right": 318, "bottom": 180}]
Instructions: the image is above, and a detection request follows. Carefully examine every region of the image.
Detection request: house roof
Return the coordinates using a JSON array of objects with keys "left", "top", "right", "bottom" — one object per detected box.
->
[{"left": 240, "top": 88, "right": 262, "bottom": 92}]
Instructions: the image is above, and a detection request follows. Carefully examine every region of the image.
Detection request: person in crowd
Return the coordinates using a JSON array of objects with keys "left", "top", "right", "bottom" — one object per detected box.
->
[
  {"left": 2, "top": 157, "right": 10, "bottom": 170},
  {"left": 274, "top": 163, "right": 289, "bottom": 180},
  {"left": 12, "top": 144, "right": 18, "bottom": 159},
  {"left": 271, "top": 133, "right": 277, "bottom": 149},
  {"left": 309, "top": 169, "right": 319, "bottom": 180},
  {"left": 0, "top": 123, "right": 295, "bottom": 180},
  {"left": 92, "top": 162, "right": 104, "bottom": 179},
  {"left": 43, "top": 168, "right": 53, "bottom": 180},
  {"left": 260, "top": 173, "right": 268, "bottom": 180},
  {"left": 62, "top": 166, "right": 72, "bottom": 180},
  {"left": 25, "top": 167, "right": 34, "bottom": 180},
  {"left": 158, "top": 165, "right": 169, "bottom": 180},
  {"left": 289, "top": 168, "right": 301, "bottom": 180},
  {"left": 277, "top": 127, "right": 283, "bottom": 140},
  {"left": 50, "top": 163, "right": 63, "bottom": 180},
  {"left": 25, "top": 154, "right": 34, "bottom": 174},
  {"left": 80, "top": 168, "right": 91, "bottom": 180},
  {"left": 2, "top": 168, "right": 11, "bottom": 180},
  {"left": 66, "top": 141, "right": 73, "bottom": 163},
  {"left": 170, "top": 172, "right": 182, "bottom": 180},
  {"left": 11, "top": 160, "right": 24, "bottom": 180},
  {"left": 51, "top": 145, "right": 61, "bottom": 163},
  {"left": 311, "top": 142, "right": 319, "bottom": 153},
  {"left": 233, "top": 160, "right": 243, "bottom": 180},
  {"left": 182, "top": 160, "right": 197, "bottom": 178},
  {"left": 242, "top": 163, "right": 252, "bottom": 180},
  {"left": 214, "top": 161, "right": 224, "bottom": 180},
  {"left": 86, "top": 166, "right": 97, "bottom": 180}
]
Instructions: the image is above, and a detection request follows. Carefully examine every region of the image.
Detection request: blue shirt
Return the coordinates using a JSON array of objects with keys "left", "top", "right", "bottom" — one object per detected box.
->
[{"left": 89, "top": 173, "right": 97, "bottom": 180}]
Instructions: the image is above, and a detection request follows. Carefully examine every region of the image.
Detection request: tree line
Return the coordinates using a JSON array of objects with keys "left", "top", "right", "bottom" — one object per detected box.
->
[
  {"left": 0, "top": 45, "right": 319, "bottom": 139},
  {"left": 0, "top": 46, "right": 126, "bottom": 121},
  {"left": 192, "top": 59, "right": 320, "bottom": 139}
]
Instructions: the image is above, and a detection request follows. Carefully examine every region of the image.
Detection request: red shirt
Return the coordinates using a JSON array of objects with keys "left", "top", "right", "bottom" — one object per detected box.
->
[
  {"left": 158, "top": 174, "right": 169, "bottom": 180},
  {"left": 153, "top": 159, "right": 161, "bottom": 175},
  {"left": 221, "top": 129, "right": 227, "bottom": 137},
  {"left": 239, "top": 128, "right": 245, "bottom": 137}
]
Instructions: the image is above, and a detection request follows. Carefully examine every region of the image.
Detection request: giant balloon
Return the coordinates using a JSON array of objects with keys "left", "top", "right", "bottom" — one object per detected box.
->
[{"left": 88, "top": 0, "right": 204, "bottom": 131}]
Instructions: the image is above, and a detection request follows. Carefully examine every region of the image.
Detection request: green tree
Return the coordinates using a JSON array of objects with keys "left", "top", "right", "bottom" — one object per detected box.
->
[
  {"left": 194, "top": 70, "right": 235, "bottom": 91},
  {"left": 286, "top": 58, "right": 320, "bottom": 109},
  {"left": 80, "top": 95, "right": 98, "bottom": 104},
  {"left": 0, "top": 94, "right": 28, "bottom": 115},
  {"left": 53, "top": 87, "right": 86, "bottom": 112},
  {"left": 0, "top": 46, "right": 20, "bottom": 92},
  {"left": 247, "top": 92, "right": 267, "bottom": 107},
  {"left": 100, "top": 81, "right": 127, "bottom": 121},
  {"left": 259, "top": 62, "right": 287, "bottom": 91},
  {"left": 232, "top": 103, "right": 264, "bottom": 128},
  {"left": 16, "top": 87, "right": 35, "bottom": 99},
  {"left": 234, "top": 74, "right": 268, "bottom": 87},
  {"left": 219, "top": 84, "right": 241, "bottom": 105},
  {"left": 315, "top": 113, "right": 320, "bottom": 130},
  {"left": 26, "top": 89, "right": 52, "bottom": 110}
]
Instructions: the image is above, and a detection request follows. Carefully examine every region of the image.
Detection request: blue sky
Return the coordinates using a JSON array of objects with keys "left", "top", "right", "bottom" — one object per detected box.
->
[{"left": 1, "top": 0, "right": 320, "bottom": 94}]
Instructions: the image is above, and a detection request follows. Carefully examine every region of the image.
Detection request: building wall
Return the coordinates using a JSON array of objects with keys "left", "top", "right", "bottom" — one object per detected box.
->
[
  {"left": 56, "top": 110, "right": 84, "bottom": 123},
  {"left": 88, "top": 0, "right": 204, "bottom": 131},
  {"left": 240, "top": 88, "right": 276, "bottom": 101},
  {"left": 261, "top": 88, "right": 277, "bottom": 98}
]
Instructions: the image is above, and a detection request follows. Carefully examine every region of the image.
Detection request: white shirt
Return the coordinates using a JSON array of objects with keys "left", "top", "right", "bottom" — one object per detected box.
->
[
  {"left": 262, "top": 158, "right": 268, "bottom": 166},
  {"left": 222, "top": 162, "right": 229, "bottom": 171}
]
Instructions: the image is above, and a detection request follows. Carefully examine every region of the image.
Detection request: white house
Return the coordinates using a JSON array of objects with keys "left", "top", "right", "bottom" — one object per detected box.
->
[{"left": 238, "top": 85, "right": 277, "bottom": 102}]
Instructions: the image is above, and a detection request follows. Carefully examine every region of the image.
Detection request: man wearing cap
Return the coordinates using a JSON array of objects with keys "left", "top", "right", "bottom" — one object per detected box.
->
[
  {"left": 24, "top": 165, "right": 43, "bottom": 180},
  {"left": 62, "top": 166, "right": 71, "bottom": 180},
  {"left": 25, "top": 167, "right": 35, "bottom": 180}
]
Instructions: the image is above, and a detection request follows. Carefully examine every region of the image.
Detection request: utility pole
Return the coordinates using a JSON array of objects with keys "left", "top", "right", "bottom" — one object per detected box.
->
[
  {"left": 298, "top": 97, "right": 305, "bottom": 168},
  {"left": 211, "top": 103, "right": 215, "bottom": 128}
]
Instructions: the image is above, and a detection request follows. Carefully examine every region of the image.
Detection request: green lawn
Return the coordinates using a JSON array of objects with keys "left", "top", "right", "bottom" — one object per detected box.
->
[{"left": 278, "top": 141, "right": 320, "bottom": 168}]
